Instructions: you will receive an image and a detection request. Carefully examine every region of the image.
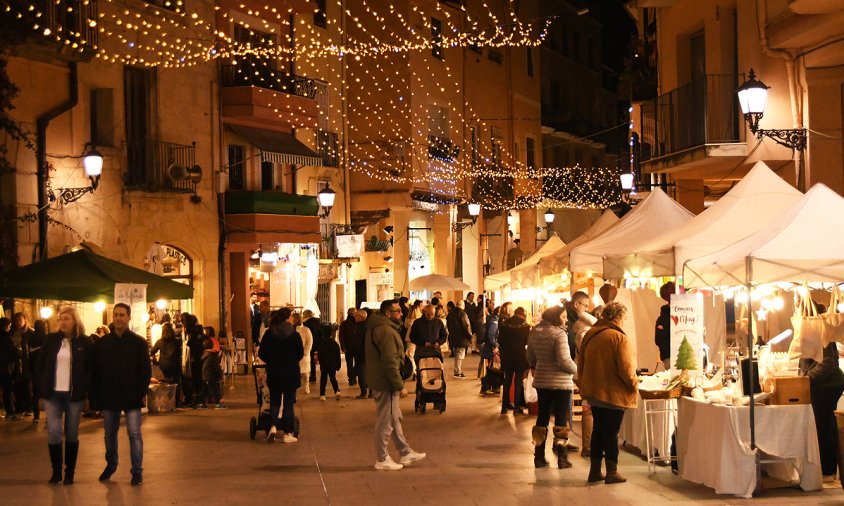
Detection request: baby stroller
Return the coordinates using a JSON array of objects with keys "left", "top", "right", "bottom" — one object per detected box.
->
[
  {"left": 249, "top": 363, "right": 300, "bottom": 440},
  {"left": 414, "top": 350, "right": 446, "bottom": 414}
]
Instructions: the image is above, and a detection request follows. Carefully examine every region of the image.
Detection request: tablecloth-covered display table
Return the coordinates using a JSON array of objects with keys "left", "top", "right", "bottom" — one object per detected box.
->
[{"left": 677, "top": 396, "right": 822, "bottom": 498}]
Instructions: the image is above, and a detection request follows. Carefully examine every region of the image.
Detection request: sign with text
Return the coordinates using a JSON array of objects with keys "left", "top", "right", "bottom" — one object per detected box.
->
[
  {"left": 670, "top": 293, "right": 704, "bottom": 374},
  {"left": 335, "top": 234, "right": 364, "bottom": 258},
  {"left": 114, "top": 283, "right": 147, "bottom": 335}
]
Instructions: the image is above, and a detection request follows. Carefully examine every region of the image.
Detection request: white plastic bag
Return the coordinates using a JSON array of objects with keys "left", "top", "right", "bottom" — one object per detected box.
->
[{"left": 524, "top": 373, "right": 538, "bottom": 404}]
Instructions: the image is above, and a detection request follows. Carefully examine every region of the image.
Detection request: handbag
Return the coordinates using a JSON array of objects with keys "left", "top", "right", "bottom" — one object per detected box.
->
[
  {"left": 523, "top": 372, "right": 538, "bottom": 404},
  {"left": 488, "top": 351, "right": 502, "bottom": 373},
  {"left": 823, "top": 284, "right": 844, "bottom": 346},
  {"left": 789, "top": 284, "right": 824, "bottom": 362},
  {"left": 400, "top": 355, "right": 414, "bottom": 380}
]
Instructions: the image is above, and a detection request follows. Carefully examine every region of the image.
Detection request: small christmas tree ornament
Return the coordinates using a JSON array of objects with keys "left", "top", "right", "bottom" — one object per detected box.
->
[{"left": 674, "top": 336, "right": 698, "bottom": 380}]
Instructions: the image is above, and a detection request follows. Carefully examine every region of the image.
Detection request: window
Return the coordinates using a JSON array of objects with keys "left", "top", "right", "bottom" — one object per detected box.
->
[
  {"left": 527, "top": 47, "right": 534, "bottom": 77},
  {"left": 314, "top": 0, "right": 327, "bottom": 28},
  {"left": 491, "top": 138, "right": 501, "bottom": 168},
  {"left": 526, "top": 137, "right": 536, "bottom": 170},
  {"left": 317, "top": 130, "right": 340, "bottom": 167},
  {"left": 227, "top": 145, "right": 244, "bottom": 190},
  {"left": 431, "top": 18, "right": 443, "bottom": 60},
  {"left": 90, "top": 88, "right": 114, "bottom": 147},
  {"left": 487, "top": 48, "right": 503, "bottom": 64},
  {"left": 261, "top": 161, "right": 274, "bottom": 191},
  {"left": 124, "top": 66, "right": 153, "bottom": 187}
]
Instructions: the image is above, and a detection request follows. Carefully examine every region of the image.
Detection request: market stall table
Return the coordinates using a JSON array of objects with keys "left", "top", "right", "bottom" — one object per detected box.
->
[{"left": 676, "top": 396, "right": 822, "bottom": 498}]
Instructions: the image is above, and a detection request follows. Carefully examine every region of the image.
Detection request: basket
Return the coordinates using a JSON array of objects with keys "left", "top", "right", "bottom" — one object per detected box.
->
[
  {"left": 681, "top": 383, "right": 723, "bottom": 397},
  {"left": 639, "top": 386, "right": 682, "bottom": 400}
]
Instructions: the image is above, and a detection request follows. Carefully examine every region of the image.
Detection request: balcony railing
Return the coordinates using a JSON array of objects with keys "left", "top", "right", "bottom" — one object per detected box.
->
[
  {"left": 124, "top": 139, "right": 195, "bottom": 192},
  {"left": 639, "top": 74, "right": 743, "bottom": 162},
  {"left": 428, "top": 135, "right": 460, "bottom": 162},
  {"left": 220, "top": 65, "right": 316, "bottom": 99},
  {"left": 37, "top": 0, "right": 99, "bottom": 52},
  {"left": 224, "top": 191, "right": 319, "bottom": 216}
]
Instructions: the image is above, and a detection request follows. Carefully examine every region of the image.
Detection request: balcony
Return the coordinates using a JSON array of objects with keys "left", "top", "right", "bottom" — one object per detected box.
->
[
  {"left": 224, "top": 191, "right": 321, "bottom": 245},
  {"left": 220, "top": 65, "right": 318, "bottom": 132},
  {"left": 317, "top": 130, "right": 340, "bottom": 167},
  {"left": 638, "top": 74, "right": 747, "bottom": 176},
  {"left": 472, "top": 168, "right": 514, "bottom": 208},
  {"left": 124, "top": 139, "right": 195, "bottom": 192},
  {"left": 428, "top": 135, "right": 460, "bottom": 163}
]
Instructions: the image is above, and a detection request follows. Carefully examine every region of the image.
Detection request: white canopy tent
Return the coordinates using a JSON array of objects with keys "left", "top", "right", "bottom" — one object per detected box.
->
[
  {"left": 538, "top": 210, "right": 620, "bottom": 279},
  {"left": 508, "top": 235, "right": 567, "bottom": 289},
  {"left": 569, "top": 188, "right": 694, "bottom": 276},
  {"left": 410, "top": 273, "right": 471, "bottom": 292},
  {"left": 685, "top": 183, "right": 844, "bottom": 287},
  {"left": 603, "top": 162, "right": 803, "bottom": 280},
  {"left": 483, "top": 235, "right": 566, "bottom": 291}
]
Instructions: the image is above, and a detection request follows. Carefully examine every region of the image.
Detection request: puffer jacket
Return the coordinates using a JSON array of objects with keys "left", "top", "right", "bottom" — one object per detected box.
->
[
  {"left": 527, "top": 320, "right": 577, "bottom": 390},
  {"left": 258, "top": 322, "right": 305, "bottom": 390},
  {"left": 572, "top": 310, "right": 597, "bottom": 352},
  {"left": 481, "top": 314, "right": 499, "bottom": 360}
]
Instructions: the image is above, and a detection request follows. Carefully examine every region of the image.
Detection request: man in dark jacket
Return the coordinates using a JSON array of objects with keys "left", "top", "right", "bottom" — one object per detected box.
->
[
  {"left": 446, "top": 301, "right": 472, "bottom": 378},
  {"left": 339, "top": 308, "right": 358, "bottom": 386},
  {"left": 93, "top": 303, "right": 152, "bottom": 486},
  {"left": 409, "top": 304, "right": 447, "bottom": 360},
  {"left": 0, "top": 318, "right": 20, "bottom": 420},
  {"left": 258, "top": 307, "right": 304, "bottom": 443},
  {"left": 654, "top": 282, "right": 674, "bottom": 370}
]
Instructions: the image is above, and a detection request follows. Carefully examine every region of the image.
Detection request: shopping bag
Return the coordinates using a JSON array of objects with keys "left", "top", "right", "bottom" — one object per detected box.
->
[
  {"left": 789, "top": 284, "right": 824, "bottom": 362},
  {"left": 488, "top": 352, "right": 502, "bottom": 373},
  {"left": 524, "top": 372, "right": 538, "bottom": 404},
  {"left": 823, "top": 285, "right": 844, "bottom": 346}
]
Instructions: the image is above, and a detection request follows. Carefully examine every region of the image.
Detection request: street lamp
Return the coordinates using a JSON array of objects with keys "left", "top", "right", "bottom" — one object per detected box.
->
[
  {"left": 737, "top": 68, "right": 807, "bottom": 152},
  {"left": 543, "top": 209, "right": 555, "bottom": 224},
  {"left": 619, "top": 173, "right": 635, "bottom": 191},
  {"left": 453, "top": 202, "right": 481, "bottom": 231},
  {"left": 50, "top": 143, "right": 104, "bottom": 205},
  {"left": 317, "top": 184, "right": 336, "bottom": 218}
]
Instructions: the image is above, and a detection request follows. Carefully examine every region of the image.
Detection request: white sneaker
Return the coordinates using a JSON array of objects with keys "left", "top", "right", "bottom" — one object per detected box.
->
[
  {"left": 319, "top": 396, "right": 326, "bottom": 401},
  {"left": 266, "top": 426, "right": 277, "bottom": 443},
  {"left": 374, "top": 455, "right": 403, "bottom": 471},
  {"left": 335, "top": 392, "right": 342, "bottom": 400},
  {"left": 282, "top": 433, "right": 298, "bottom": 444},
  {"left": 400, "top": 450, "right": 426, "bottom": 466}
]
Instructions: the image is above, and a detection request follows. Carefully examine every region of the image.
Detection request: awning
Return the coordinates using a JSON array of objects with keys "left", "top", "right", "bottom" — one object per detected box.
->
[
  {"left": 227, "top": 124, "right": 322, "bottom": 166},
  {"left": 0, "top": 249, "right": 193, "bottom": 303}
]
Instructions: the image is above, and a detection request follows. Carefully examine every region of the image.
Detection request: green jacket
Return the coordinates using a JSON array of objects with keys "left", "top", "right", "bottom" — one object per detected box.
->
[{"left": 365, "top": 312, "right": 405, "bottom": 392}]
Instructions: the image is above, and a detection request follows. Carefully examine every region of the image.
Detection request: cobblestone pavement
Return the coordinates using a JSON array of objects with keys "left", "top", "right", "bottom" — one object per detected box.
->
[{"left": 1, "top": 353, "right": 842, "bottom": 505}]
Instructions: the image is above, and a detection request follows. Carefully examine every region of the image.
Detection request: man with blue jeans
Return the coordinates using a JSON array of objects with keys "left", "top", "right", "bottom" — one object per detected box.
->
[{"left": 93, "top": 304, "right": 151, "bottom": 486}]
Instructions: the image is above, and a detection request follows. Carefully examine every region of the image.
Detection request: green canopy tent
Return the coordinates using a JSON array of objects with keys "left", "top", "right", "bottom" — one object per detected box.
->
[{"left": 0, "top": 249, "right": 193, "bottom": 303}]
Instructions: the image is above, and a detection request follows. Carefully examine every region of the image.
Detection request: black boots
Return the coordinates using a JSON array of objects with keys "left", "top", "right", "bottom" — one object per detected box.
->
[
  {"left": 604, "top": 460, "right": 627, "bottom": 484},
  {"left": 48, "top": 444, "right": 63, "bottom": 484},
  {"left": 551, "top": 426, "right": 572, "bottom": 469},
  {"left": 587, "top": 457, "right": 605, "bottom": 483},
  {"left": 63, "top": 441, "right": 79, "bottom": 485},
  {"left": 531, "top": 426, "right": 549, "bottom": 468}
]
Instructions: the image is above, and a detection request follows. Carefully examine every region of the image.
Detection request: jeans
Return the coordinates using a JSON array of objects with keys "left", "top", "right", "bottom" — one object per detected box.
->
[
  {"left": 269, "top": 385, "right": 297, "bottom": 433},
  {"left": 810, "top": 384, "right": 844, "bottom": 476},
  {"left": 320, "top": 370, "right": 339, "bottom": 396},
  {"left": 536, "top": 389, "right": 572, "bottom": 428},
  {"left": 44, "top": 392, "right": 83, "bottom": 444},
  {"left": 0, "top": 374, "right": 14, "bottom": 416},
  {"left": 102, "top": 409, "right": 144, "bottom": 476},
  {"left": 590, "top": 405, "right": 625, "bottom": 463},
  {"left": 372, "top": 390, "right": 410, "bottom": 461},
  {"left": 453, "top": 347, "right": 467, "bottom": 375},
  {"left": 502, "top": 369, "right": 525, "bottom": 410}
]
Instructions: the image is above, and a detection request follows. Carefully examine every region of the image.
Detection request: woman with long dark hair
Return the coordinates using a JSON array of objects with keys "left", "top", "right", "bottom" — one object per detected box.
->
[{"left": 40, "top": 307, "right": 94, "bottom": 484}]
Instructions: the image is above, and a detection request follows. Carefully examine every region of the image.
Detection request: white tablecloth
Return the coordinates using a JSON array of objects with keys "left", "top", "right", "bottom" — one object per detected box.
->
[
  {"left": 677, "top": 397, "right": 822, "bottom": 498},
  {"left": 620, "top": 398, "right": 675, "bottom": 459}
]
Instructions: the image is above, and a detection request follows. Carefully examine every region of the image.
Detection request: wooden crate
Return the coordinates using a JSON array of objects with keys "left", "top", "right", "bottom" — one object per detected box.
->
[{"left": 770, "top": 376, "right": 810, "bottom": 405}]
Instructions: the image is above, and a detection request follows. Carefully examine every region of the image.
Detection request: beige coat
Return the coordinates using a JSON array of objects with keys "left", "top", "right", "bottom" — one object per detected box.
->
[{"left": 576, "top": 320, "right": 638, "bottom": 409}]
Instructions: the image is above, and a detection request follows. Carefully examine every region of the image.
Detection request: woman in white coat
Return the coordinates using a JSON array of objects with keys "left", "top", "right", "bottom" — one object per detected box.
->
[{"left": 292, "top": 312, "right": 313, "bottom": 394}]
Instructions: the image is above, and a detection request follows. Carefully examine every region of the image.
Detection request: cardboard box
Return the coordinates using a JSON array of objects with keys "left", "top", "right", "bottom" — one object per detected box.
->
[{"left": 770, "top": 376, "right": 810, "bottom": 405}]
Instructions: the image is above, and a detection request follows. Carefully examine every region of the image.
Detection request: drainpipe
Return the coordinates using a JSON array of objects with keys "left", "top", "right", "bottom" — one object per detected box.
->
[
  {"left": 35, "top": 61, "right": 78, "bottom": 262},
  {"left": 214, "top": 70, "right": 228, "bottom": 336},
  {"left": 755, "top": 0, "right": 805, "bottom": 189}
]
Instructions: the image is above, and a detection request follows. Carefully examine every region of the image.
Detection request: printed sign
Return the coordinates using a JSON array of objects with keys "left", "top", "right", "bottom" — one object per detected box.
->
[
  {"left": 670, "top": 292, "right": 705, "bottom": 374},
  {"left": 335, "top": 234, "right": 364, "bottom": 258},
  {"left": 114, "top": 283, "right": 147, "bottom": 334}
]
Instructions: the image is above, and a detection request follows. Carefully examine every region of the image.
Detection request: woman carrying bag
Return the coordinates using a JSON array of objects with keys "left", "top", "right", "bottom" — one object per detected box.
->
[{"left": 39, "top": 307, "right": 94, "bottom": 484}]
